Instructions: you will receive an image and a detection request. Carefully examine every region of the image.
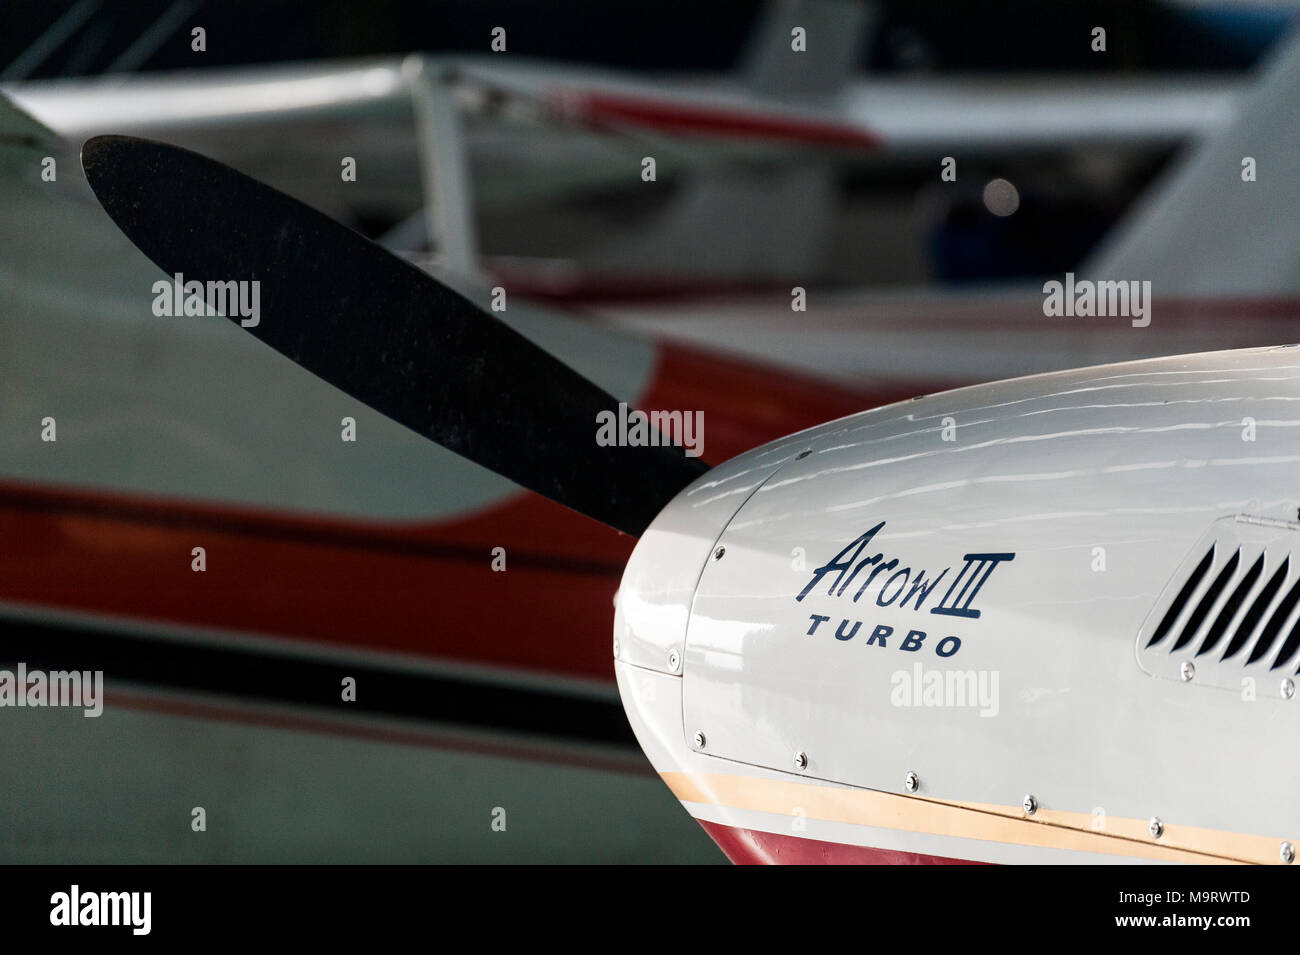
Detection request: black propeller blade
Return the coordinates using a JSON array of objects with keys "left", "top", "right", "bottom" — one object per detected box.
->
[{"left": 81, "top": 135, "right": 709, "bottom": 537}]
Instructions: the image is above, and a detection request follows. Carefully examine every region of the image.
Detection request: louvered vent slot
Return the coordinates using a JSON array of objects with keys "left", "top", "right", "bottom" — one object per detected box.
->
[
  {"left": 1216, "top": 557, "right": 1288, "bottom": 660},
  {"left": 1245, "top": 576, "right": 1300, "bottom": 665},
  {"left": 1170, "top": 549, "right": 1240, "bottom": 652},
  {"left": 1137, "top": 513, "right": 1300, "bottom": 689},
  {"left": 1196, "top": 552, "right": 1264, "bottom": 657},
  {"left": 1270, "top": 612, "right": 1300, "bottom": 671},
  {"left": 1145, "top": 545, "right": 1215, "bottom": 649}
]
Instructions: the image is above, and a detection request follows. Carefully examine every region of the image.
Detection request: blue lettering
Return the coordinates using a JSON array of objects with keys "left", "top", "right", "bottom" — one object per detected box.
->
[
  {"left": 900, "top": 629, "right": 926, "bottom": 652},
  {"left": 834, "top": 619, "right": 861, "bottom": 641}
]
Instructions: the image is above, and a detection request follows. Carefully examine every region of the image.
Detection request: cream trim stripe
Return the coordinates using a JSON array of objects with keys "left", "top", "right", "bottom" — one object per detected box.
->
[{"left": 663, "top": 772, "right": 1294, "bottom": 864}]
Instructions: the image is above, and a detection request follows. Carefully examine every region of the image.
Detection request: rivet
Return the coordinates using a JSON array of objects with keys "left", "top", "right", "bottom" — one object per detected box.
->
[
  {"left": 1283, "top": 677, "right": 1295, "bottom": 701},
  {"left": 693, "top": 730, "right": 706, "bottom": 750},
  {"left": 1149, "top": 817, "right": 1164, "bottom": 839},
  {"left": 666, "top": 648, "right": 681, "bottom": 672},
  {"left": 713, "top": 546, "right": 726, "bottom": 561},
  {"left": 1180, "top": 661, "right": 1195, "bottom": 682},
  {"left": 904, "top": 770, "right": 919, "bottom": 793},
  {"left": 1022, "top": 794, "right": 1037, "bottom": 816},
  {"left": 1282, "top": 841, "right": 1295, "bottom": 864},
  {"left": 612, "top": 638, "right": 620, "bottom": 658}
]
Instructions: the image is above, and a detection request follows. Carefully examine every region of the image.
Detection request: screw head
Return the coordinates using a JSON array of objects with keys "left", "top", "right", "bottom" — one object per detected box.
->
[
  {"left": 612, "top": 638, "right": 620, "bottom": 658},
  {"left": 1282, "top": 841, "right": 1295, "bottom": 864},
  {"left": 693, "top": 730, "right": 706, "bottom": 750},
  {"left": 1022, "top": 794, "right": 1037, "bottom": 816},
  {"left": 1180, "top": 661, "right": 1195, "bottom": 682},
  {"left": 904, "top": 770, "right": 919, "bottom": 793},
  {"left": 1283, "top": 677, "right": 1296, "bottom": 701},
  {"left": 666, "top": 648, "right": 681, "bottom": 672},
  {"left": 1149, "top": 817, "right": 1164, "bottom": 839},
  {"left": 713, "top": 545, "right": 726, "bottom": 561},
  {"left": 795, "top": 449, "right": 812, "bottom": 460},
  {"left": 793, "top": 751, "right": 808, "bottom": 771}
]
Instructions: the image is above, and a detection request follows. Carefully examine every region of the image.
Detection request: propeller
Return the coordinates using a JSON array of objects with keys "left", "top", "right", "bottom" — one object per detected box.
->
[{"left": 80, "top": 135, "right": 709, "bottom": 537}]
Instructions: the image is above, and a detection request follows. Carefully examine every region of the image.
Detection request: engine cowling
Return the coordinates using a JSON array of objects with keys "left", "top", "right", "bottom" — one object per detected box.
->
[{"left": 615, "top": 345, "right": 1300, "bottom": 864}]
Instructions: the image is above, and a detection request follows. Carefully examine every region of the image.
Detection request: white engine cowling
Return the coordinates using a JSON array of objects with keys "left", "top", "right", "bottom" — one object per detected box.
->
[{"left": 615, "top": 346, "right": 1300, "bottom": 864}]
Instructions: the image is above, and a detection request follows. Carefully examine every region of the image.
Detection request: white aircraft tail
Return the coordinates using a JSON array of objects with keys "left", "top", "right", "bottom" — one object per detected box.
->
[
  {"left": 1083, "top": 25, "right": 1300, "bottom": 295},
  {"left": 742, "top": 0, "right": 875, "bottom": 96}
]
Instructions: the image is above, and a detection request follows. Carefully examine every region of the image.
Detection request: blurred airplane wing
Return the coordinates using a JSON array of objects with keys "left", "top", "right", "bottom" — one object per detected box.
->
[
  {"left": 4, "top": 52, "right": 1249, "bottom": 167},
  {"left": 0, "top": 88, "right": 59, "bottom": 149}
]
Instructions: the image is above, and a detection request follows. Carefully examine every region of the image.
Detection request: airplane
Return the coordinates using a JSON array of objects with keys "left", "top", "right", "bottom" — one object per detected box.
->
[
  {"left": 0, "top": 90, "right": 895, "bottom": 864},
  {"left": 4, "top": 42, "right": 1291, "bottom": 395},
  {"left": 8, "top": 9, "right": 1297, "bottom": 397},
  {"left": 0, "top": 0, "right": 1272, "bottom": 295},
  {"left": 7, "top": 6, "right": 1300, "bottom": 864},
  {"left": 603, "top": 18, "right": 1300, "bottom": 860},
  {"left": 77, "top": 128, "right": 1300, "bottom": 866}
]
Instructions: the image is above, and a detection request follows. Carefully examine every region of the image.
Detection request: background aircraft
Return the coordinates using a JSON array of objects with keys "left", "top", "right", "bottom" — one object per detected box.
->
[
  {"left": 3, "top": 0, "right": 1285, "bottom": 294},
  {"left": 0, "top": 92, "right": 897, "bottom": 862}
]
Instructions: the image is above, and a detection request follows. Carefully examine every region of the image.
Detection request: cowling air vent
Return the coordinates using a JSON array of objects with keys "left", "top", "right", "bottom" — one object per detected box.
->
[{"left": 1138, "top": 513, "right": 1300, "bottom": 692}]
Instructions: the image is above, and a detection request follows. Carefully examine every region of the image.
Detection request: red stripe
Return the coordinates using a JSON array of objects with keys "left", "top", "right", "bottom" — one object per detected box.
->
[
  {"left": 0, "top": 344, "right": 891, "bottom": 682},
  {"left": 698, "top": 819, "right": 991, "bottom": 865},
  {"left": 554, "top": 90, "right": 881, "bottom": 149}
]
